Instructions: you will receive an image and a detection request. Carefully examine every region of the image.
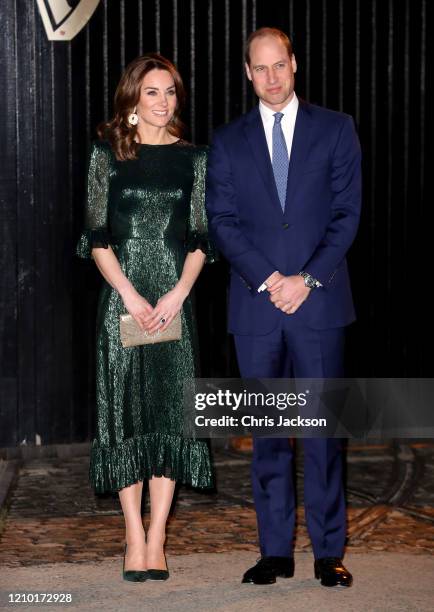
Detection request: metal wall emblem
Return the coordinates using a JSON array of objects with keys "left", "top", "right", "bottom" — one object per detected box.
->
[{"left": 36, "top": 0, "right": 100, "bottom": 41}]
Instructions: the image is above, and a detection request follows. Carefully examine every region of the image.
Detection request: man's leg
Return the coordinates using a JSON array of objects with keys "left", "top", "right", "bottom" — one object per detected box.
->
[
  {"left": 282, "top": 318, "right": 346, "bottom": 559},
  {"left": 234, "top": 328, "right": 295, "bottom": 557}
]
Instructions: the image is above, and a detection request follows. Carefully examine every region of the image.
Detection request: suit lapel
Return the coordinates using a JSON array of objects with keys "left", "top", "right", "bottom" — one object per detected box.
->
[
  {"left": 243, "top": 106, "right": 283, "bottom": 215},
  {"left": 284, "top": 99, "right": 313, "bottom": 217}
]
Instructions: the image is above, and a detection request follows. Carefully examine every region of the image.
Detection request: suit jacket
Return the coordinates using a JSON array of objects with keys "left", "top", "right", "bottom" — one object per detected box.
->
[{"left": 205, "top": 99, "right": 362, "bottom": 335}]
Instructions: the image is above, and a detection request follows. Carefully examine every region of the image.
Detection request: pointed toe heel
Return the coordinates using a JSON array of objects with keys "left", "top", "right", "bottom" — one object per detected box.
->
[
  {"left": 147, "top": 568, "right": 169, "bottom": 581},
  {"left": 122, "top": 544, "right": 149, "bottom": 582},
  {"left": 123, "top": 570, "right": 149, "bottom": 582},
  {"left": 147, "top": 552, "right": 169, "bottom": 581}
]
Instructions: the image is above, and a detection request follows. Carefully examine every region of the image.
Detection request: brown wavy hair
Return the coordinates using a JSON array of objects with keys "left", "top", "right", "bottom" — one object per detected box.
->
[{"left": 97, "top": 53, "right": 186, "bottom": 161}]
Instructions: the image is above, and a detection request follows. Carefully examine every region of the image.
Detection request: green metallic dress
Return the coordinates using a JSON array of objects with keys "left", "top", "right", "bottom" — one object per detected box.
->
[{"left": 76, "top": 139, "right": 215, "bottom": 494}]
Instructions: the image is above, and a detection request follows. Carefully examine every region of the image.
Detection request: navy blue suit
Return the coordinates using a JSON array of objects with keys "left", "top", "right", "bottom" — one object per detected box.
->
[{"left": 206, "top": 99, "right": 361, "bottom": 558}]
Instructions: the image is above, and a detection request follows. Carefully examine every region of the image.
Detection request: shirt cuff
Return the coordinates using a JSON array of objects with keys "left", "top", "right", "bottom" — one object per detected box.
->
[{"left": 258, "top": 270, "right": 279, "bottom": 292}]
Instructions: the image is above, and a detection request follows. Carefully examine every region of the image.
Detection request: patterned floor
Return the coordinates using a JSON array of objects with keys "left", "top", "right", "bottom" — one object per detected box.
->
[{"left": 0, "top": 441, "right": 433, "bottom": 566}]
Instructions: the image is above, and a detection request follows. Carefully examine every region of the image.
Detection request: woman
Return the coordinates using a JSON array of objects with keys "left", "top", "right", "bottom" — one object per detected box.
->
[{"left": 76, "top": 53, "right": 215, "bottom": 582}]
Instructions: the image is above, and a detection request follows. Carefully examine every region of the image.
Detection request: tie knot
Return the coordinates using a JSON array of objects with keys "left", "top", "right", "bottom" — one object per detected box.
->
[{"left": 273, "top": 112, "right": 284, "bottom": 124}]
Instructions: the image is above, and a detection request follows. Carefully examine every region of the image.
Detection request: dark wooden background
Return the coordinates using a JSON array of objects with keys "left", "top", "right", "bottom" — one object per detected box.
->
[{"left": 0, "top": 0, "right": 432, "bottom": 447}]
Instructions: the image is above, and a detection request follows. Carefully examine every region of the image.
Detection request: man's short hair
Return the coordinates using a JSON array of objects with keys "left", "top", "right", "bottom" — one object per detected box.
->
[{"left": 245, "top": 27, "right": 293, "bottom": 65}]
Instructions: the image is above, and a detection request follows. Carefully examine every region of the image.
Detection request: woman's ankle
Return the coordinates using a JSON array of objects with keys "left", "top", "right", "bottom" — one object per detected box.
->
[
  {"left": 125, "top": 531, "right": 147, "bottom": 548},
  {"left": 146, "top": 526, "right": 166, "bottom": 545}
]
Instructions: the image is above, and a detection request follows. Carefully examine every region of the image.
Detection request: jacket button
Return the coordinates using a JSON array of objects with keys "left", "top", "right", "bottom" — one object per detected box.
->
[{"left": 282, "top": 223, "right": 289, "bottom": 229}]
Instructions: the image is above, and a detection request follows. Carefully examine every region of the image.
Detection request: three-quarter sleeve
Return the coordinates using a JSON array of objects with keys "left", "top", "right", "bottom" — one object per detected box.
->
[
  {"left": 76, "top": 141, "right": 115, "bottom": 259},
  {"left": 185, "top": 147, "right": 218, "bottom": 263}
]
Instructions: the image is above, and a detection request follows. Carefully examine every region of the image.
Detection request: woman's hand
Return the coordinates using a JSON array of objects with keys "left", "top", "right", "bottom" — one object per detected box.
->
[
  {"left": 146, "top": 284, "right": 189, "bottom": 334},
  {"left": 120, "top": 287, "right": 154, "bottom": 331}
]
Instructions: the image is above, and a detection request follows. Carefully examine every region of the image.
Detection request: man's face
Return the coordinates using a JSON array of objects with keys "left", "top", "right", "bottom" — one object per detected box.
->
[{"left": 245, "top": 35, "right": 297, "bottom": 111}]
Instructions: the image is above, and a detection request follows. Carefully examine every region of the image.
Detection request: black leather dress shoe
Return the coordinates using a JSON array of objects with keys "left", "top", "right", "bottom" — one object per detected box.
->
[
  {"left": 242, "top": 556, "right": 294, "bottom": 584},
  {"left": 314, "top": 557, "right": 353, "bottom": 587}
]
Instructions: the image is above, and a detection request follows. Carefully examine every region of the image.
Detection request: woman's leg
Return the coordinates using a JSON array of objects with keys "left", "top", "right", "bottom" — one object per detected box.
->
[
  {"left": 146, "top": 476, "right": 176, "bottom": 569},
  {"left": 118, "top": 480, "right": 147, "bottom": 570}
]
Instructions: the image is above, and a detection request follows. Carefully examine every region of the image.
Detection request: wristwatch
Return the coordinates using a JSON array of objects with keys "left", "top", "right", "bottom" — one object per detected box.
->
[{"left": 299, "top": 271, "right": 323, "bottom": 289}]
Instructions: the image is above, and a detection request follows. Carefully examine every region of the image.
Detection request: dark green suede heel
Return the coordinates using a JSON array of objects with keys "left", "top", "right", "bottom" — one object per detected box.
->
[
  {"left": 122, "top": 544, "right": 149, "bottom": 582},
  {"left": 147, "top": 568, "right": 169, "bottom": 581},
  {"left": 147, "top": 553, "right": 169, "bottom": 581}
]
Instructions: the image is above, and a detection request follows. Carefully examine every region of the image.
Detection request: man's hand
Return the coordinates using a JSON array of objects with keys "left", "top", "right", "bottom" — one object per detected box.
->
[
  {"left": 266, "top": 273, "right": 311, "bottom": 315},
  {"left": 263, "top": 270, "right": 282, "bottom": 288}
]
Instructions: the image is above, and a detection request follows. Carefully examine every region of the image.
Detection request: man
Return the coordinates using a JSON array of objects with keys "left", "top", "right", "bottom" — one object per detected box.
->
[{"left": 205, "top": 28, "right": 361, "bottom": 587}]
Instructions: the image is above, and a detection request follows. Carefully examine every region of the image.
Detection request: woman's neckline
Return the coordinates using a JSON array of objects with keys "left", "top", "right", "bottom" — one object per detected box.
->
[{"left": 136, "top": 139, "right": 182, "bottom": 147}]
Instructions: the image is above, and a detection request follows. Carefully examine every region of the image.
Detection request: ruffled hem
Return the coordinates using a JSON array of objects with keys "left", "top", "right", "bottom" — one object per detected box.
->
[
  {"left": 89, "top": 432, "right": 214, "bottom": 494},
  {"left": 76, "top": 228, "right": 117, "bottom": 259},
  {"left": 185, "top": 231, "right": 218, "bottom": 263}
]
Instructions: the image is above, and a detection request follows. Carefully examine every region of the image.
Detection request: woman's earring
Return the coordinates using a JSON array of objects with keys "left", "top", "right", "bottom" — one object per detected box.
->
[{"left": 128, "top": 107, "right": 138, "bottom": 126}]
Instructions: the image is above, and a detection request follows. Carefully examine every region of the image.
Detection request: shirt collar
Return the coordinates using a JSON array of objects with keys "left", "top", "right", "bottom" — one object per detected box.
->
[{"left": 259, "top": 93, "right": 299, "bottom": 124}]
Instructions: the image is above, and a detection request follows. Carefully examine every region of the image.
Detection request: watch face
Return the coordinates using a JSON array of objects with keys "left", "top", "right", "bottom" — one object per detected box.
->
[{"left": 300, "top": 272, "right": 318, "bottom": 288}]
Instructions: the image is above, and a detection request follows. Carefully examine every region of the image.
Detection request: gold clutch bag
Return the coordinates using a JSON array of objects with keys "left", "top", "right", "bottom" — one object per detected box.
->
[{"left": 119, "top": 312, "right": 182, "bottom": 348}]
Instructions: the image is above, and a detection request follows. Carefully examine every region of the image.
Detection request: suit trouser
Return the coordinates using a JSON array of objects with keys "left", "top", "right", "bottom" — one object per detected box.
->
[{"left": 234, "top": 313, "right": 346, "bottom": 559}]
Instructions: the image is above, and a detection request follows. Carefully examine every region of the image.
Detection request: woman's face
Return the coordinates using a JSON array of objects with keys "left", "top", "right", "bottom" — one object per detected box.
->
[{"left": 135, "top": 68, "right": 177, "bottom": 128}]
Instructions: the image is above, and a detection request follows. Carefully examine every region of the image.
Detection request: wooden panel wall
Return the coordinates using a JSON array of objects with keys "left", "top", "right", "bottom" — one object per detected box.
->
[{"left": 0, "top": 0, "right": 432, "bottom": 446}]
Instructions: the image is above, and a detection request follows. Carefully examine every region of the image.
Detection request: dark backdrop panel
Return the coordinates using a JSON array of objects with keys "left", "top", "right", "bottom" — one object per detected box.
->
[{"left": 0, "top": 0, "right": 432, "bottom": 446}]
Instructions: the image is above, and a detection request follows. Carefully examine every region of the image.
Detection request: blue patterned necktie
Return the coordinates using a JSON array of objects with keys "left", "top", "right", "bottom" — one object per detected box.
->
[{"left": 272, "top": 112, "right": 289, "bottom": 211}]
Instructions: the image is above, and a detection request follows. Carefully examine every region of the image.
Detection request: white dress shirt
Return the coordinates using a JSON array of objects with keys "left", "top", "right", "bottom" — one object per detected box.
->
[
  {"left": 259, "top": 93, "right": 299, "bottom": 163},
  {"left": 257, "top": 93, "right": 299, "bottom": 292}
]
